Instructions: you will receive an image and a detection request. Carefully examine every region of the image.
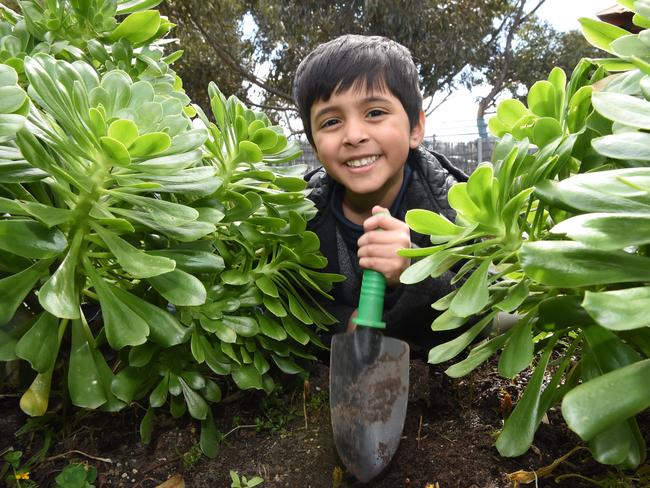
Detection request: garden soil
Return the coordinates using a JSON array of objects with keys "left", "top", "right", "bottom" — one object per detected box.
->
[{"left": 1, "top": 358, "right": 648, "bottom": 488}]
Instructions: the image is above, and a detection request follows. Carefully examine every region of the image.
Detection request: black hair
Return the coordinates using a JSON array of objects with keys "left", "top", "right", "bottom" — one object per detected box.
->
[{"left": 293, "top": 35, "right": 423, "bottom": 146}]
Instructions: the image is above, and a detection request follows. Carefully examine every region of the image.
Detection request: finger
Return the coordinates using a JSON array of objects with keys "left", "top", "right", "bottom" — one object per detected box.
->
[
  {"left": 362, "top": 211, "right": 400, "bottom": 232},
  {"left": 358, "top": 230, "right": 411, "bottom": 249},
  {"left": 358, "top": 256, "right": 409, "bottom": 276},
  {"left": 358, "top": 242, "right": 410, "bottom": 259}
]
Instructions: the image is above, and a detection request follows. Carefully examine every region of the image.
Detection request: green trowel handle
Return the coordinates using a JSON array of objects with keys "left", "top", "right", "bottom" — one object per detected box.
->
[
  {"left": 352, "top": 266, "right": 387, "bottom": 329},
  {"left": 352, "top": 211, "right": 388, "bottom": 329}
]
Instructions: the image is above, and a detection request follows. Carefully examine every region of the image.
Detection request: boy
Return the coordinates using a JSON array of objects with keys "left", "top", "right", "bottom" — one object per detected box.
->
[{"left": 293, "top": 35, "right": 468, "bottom": 356}]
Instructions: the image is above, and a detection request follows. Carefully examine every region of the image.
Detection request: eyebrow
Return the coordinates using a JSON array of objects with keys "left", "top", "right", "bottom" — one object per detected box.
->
[{"left": 312, "top": 95, "right": 392, "bottom": 121}]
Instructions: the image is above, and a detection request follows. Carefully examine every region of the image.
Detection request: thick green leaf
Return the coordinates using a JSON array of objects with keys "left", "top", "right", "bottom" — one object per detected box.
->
[
  {"left": 222, "top": 315, "right": 259, "bottom": 337},
  {"left": 401, "top": 252, "right": 446, "bottom": 285},
  {"left": 0, "top": 220, "right": 67, "bottom": 258},
  {"left": 535, "top": 168, "right": 650, "bottom": 213},
  {"left": 200, "top": 411, "right": 220, "bottom": 458},
  {"left": 255, "top": 275, "right": 279, "bottom": 297},
  {"left": 15, "top": 312, "right": 60, "bottom": 373},
  {"left": 203, "top": 380, "right": 222, "bottom": 403},
  {"left": 592, "top": 131, "right": 650, "bottom": 161},
  {"left": 592, "top": 91, "right": 650, "bottom": 129},
  {"left": 496, "top": 344, "right": 555, "bottom": 457},
  {"left": 405, "top": 209, "right": 464, "bottom": 240},
  {"left": 287, "top": 294, "right": 312, "bottom": 325},
  {"left": 111, "top": 285, "right": 188, "bottom": 346},
  {"left": 445, "top": 333, "right": 509, "bottom": 378},
  {"left": 231, "top": 364, "right": 263, "bottom": 390},
  {"left": 140, "top": 406, "right": 154, "bottom": 444},
  {"left": 537, "top": 295, "right": 592, "bottom": 330},
  {"left": 449, "top": 259, "right": 490, "bottom": 317},
  {"left": 256, "top": 313, "right": 287, "bottom": 341},
  {"left": 179, "top": 377, "right": 208, "bottom": 420},
  {"left": 584, "top": 323, "right": 641, "bottom": 375},
  {"left": 112, "top": 366, "right": 149, "bottom": 404},
  {"left": 271, "top": 354, "right": 304, "bottom": 374},
  {"left": 149, "top": 375, "right": 168, "bottom": 408},
  {"left": 147, "top": 269, "right": 206, "bottom": 306},
  {"left": 108, "top": 119, "right": 139, "bottom": 147},
  {"left": 87, "top": 265, "right": 149, "bottom": 349},
  {"left": 498, "top": 319, "right": 533, "bottom": 379},
  {"left": 548, "top": 67, "right": 566, "bottom": 118},
  {"left": 428, "top": 312, "right": 495, "bottom": 364},
  {"left": 588, "top": 419, "right": 645, "bottom": 467},
  {"left": 129, "top": 132, "right": 171, "bottom": 158},
  {"left": 431, "top": 308, "right": 468, "bottom": 331},
  {"left": 201, "top": 316, "right": 237, "bottom": 343},
  {"left": 579, "top": 17, "right": 630, "bottom": 54},
  {"left": 106, "top": 10, "right": 161, "bottom": 44},
  {"left": 0, "top": 85, "right": 27, "bottom": 114},
  {"left": 562, "top": 359, "right": 650, "bottom": 441},
  {"left": 100, "top": 136, "right": 131, "bottom": 166},
  {"left": 263, "top": 295, "right": 287, "bottom": 317},
  {"left": 93, "top": 224, "right": 175, "bottom": 278},
  {"left": 0, "top": 259, "right": 50, "bottom": 324},
  {"left": 17, "top": 202, "right": 74, "bottom": 227},
  {"left": 532, "top": 117, "right": 562, "bottom": 147},
  {"left": 497, "top": 99, "right": 529, "bottom": 127},
  {"left": 611, "top": 34, "right": 650, "bottom": 57},
  {"left": 38, "top": 234, "right": 82, "bottom": 319},
  {"left": 552, "top": 212, "right": 650, "bottom": 250},
  {"left": 129, "top": 342, "right": 157, "bottom": 367},
  {"left": 520, "top": 241, "right": 650, "bottom": 287},
  {"left": 527, "top": 80, "right": 556, "bottom": 118},
  {"left": 68, "top": 320, "right": 107, "bottom": 409},
  {"left": 282, "top": 315, "right": 309, "bottom": 344},
  {"left": 200, "top": 337, "right": 232, "bottom": 375},
  {"left": 567, "top": 86, "right": 593, "bottom": 133},
  {"left": 0, "top": 64, "right": 19, "bottom": 86},
  {"left": 234, "top": 140, "right": 263, "bottom": 164},
  {"left": 495, "top": 280, "right": 528, "bottom": 312},
  {"left": 170, "top": 393, "right": 187, "bottom": 417},
  {"left": 19, "top": 367, "right": 54, "bottom": 417},
  {"left": 583, "top": 287, "right": 650, "bottom": 331},
  {"left": 110, "top": 192, "right": 199, "bottom": 223},
  {"left": 191, "top": 329, "right": 205, "bottom": 363},
  {"left": 0, "top": 114, "right": 26, "bottom": 138},
  {"left": 447, "top": 183, "right": 481, "bottom": 222},
  {"left": 466, "top": 164, "right": 494, "bottom": 213},
  {"left": 148, "top": 248, "right": 224, "bottom": 273}
]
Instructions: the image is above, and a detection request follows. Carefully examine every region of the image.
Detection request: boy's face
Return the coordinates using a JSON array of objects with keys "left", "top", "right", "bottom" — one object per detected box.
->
[{"left": 309, "top": 84, "right": 424, "bottom": 208}]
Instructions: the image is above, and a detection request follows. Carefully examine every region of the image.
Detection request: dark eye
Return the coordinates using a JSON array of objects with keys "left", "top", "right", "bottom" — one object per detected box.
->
[
  {"left": 368, "top": 109, "right": 386, "bottom": 118},
  {"left": 320, "top": 118, "right": 339, "bottom": 128}
]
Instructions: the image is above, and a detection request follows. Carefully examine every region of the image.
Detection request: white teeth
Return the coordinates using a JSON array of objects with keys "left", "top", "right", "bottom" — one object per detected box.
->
[{"left": 345, "top": 155, "right": 379, "bottom": 168}]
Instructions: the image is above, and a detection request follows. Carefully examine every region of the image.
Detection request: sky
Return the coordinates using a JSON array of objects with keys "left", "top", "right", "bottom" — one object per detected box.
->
[{"left": 425, "top": 0, "right": 620, "bottom": 138}]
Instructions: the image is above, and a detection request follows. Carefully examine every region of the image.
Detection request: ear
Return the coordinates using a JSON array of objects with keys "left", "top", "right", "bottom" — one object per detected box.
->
[{"left": 409, "top": 111, "right": 425, "bottom": 149}]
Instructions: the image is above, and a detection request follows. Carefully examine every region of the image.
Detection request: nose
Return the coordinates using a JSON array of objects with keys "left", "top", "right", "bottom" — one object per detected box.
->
[{"left": 342, "top": 118, "right": 369, "bottom": 146}]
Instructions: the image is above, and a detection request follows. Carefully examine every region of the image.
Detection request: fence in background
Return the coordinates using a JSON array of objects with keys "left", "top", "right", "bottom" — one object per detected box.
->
[{"left": 290, "top": 136, "right": 496, "bottom": 175}]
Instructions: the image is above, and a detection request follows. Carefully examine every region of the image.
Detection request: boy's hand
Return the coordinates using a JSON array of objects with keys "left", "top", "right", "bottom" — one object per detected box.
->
[{"left": 357, "top": 205, "right": 411, "bottom": 288}]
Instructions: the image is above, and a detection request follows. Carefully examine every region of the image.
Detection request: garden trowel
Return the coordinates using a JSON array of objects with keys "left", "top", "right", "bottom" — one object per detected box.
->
[{"left": 329, "top": 267, "right": 409, "bottom": 483}]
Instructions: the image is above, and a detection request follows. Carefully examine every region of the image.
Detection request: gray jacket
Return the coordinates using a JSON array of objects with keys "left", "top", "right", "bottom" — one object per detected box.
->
[{"left": 305, "top": 147, "right": 467, "bottom": 355}]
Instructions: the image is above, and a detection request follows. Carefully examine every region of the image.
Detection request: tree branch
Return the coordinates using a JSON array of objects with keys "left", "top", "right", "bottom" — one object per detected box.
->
[
  {"left": 477, "top": 0, "right": 542, "bottom": 119},
  {"left": 424, "top": 90, "right": 453, "bottom": 117},
  {"left": 183, "top": 6, "right": 294, "bottom": 103}
]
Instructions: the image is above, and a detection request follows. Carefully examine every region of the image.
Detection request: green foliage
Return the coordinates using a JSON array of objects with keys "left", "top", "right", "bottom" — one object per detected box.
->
[
  {"left": 403, "top": 0, "right": 650, "bottom": 469},
  {"left": 229, "top": 470, "right": 264, "bottom": 488},
  {"left": 0, "top": 0, "right": 338, "bottom": 455},
  {"left": 54, "top": 463, "right": 97, "bottom": 488},
  {"left": 2, "top": 449, "right": 37, "bottom": 488}
]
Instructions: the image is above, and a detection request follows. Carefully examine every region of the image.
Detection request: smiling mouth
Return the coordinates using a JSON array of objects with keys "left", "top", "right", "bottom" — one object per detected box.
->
[{"left": 344, "top": 155, "right": 380, "bottom": 168}]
